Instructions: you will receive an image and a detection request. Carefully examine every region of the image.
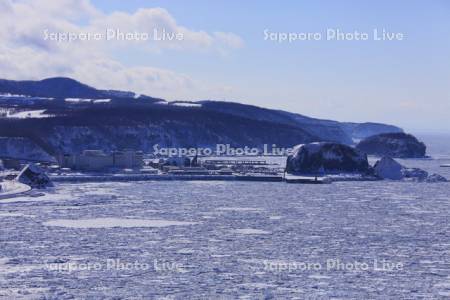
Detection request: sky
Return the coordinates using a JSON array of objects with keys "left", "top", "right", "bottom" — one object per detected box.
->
[{"left": 1, "top": 0, "right": 449, "bottom": 132}]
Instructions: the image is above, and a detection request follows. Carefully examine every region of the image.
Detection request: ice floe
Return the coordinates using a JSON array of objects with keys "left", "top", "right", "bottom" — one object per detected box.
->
[
  {"left": 0, "top": 212, "right": 34, "bottom": 218},
  {"left": 234, "top": 228, "right": 271, "bottom": 235},
  {"left": 217, "top": 207, "right": 263, "bottom": 212},
  {"left": 42, "top": 218, "right": 198, "bottom": 228}
]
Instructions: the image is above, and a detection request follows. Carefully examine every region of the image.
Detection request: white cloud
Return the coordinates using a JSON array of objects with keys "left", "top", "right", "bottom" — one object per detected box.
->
[
  {"left": 89, "top": 8, "right": 217, "bottom": 51},
  {"left": 0, "top": 0, "right": 243, "bottom": 100},
  {"left": 214, "top": 31, "right": 245, "bottom": 49}
]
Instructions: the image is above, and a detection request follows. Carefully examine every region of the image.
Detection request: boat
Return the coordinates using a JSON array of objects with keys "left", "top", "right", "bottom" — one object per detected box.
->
[{"left": 440, "top": 164, "right": 450, "bottom": 168}]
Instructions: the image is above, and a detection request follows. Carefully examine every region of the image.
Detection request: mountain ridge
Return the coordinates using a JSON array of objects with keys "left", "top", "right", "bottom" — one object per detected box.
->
[
  {"left": 0, "top": 77, "right": 164, "bottom": 102},
  {"left": 0, "top": 77, "right": 403, "bottom": 157}
]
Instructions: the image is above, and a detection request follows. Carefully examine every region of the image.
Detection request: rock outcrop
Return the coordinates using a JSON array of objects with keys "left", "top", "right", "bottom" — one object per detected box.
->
[
  {"left": 373, "top": 157, "right": 403, "bottom": 180},
  {"left": 401, "top": 168, "right": 428, "bottom": 181},
  {"left": 343, "top": 122, "right": 403, "bottom": 141},
  {"left": 16, "top": 164, "right": 53, "bottom": 188},
  {"left": 356, "top": 133, "right": 426, "bottom": 158},
  {"left": 425, "top": 174, "right": 448, "bottom": 183},
  {"left": 286, "top": 142, "right": 370, "bottom": 174},
  {"left": 373, "top": 156, "right": 447, "bottom": 182}
]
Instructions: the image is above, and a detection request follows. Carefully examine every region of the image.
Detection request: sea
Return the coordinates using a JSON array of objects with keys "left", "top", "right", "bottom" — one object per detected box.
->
[{"left": 0, "top": 134, "right": 449, "bottom": 299}]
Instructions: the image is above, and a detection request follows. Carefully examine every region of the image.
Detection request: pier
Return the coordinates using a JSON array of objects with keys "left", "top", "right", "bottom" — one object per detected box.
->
[
  {"left": 202, "top": 160, "right": 271, "bottom": 166},
  {"left": 284, "top": 174, "right": 326, "bottom": 184},
  {"left": 50, "top": 173, "right": 284, "bottom": 183}
]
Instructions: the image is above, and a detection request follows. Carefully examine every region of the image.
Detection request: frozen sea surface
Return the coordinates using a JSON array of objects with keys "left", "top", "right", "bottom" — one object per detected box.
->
[
  {"left": 43, "top": 218, "right": 198, "bottom": 229},
  {"left": 1, "top": 176, "right": 449, "bottom": 299}
]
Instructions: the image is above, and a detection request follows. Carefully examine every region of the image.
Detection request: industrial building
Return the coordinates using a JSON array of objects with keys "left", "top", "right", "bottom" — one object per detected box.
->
[{"left": 58, "top": 150, "right": 144, "bottom": 171}]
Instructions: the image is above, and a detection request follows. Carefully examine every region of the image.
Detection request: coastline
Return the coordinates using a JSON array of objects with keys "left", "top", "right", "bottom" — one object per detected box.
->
[{"left": 0, "top": 181, "right": 31, "bottom": 199}]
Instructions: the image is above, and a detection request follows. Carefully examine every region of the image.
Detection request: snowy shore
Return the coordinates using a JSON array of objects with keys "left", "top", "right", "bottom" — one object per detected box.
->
[{"left": 0, "top": 181, "right": 31, "bottom": 199}]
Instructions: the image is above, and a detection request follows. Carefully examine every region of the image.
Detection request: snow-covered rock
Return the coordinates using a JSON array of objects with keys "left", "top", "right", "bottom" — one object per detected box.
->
[
  {"left": 16, "top": 164, "right": 53, "bottom": 188},
  {"left": 373, "top": 156, "right": 403, "bottom": 180},
  {"left": 402, "top": 168, "right": 429, "bottom": 181},
  {"left": 356, "top": 132, "right": 426, "bottom": 158},
  {"left": 425, "top": 173, "right": 447, "bottom": 183},
  {"left": 286, "top": 142, "right": 370, "bottom": 174},
  {"left": 373, "top": 156, "right": 447, "bottom": 182},
  {"left": 0, "top": 180, "right": 31, "bottom": 198}
]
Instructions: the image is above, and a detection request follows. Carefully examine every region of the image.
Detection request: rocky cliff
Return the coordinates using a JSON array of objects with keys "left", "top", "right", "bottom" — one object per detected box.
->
[
  {"left": 0, "top": 77, "right": 404, "bottom": 157},
  {"left": 356, "top": 133, "right": 426, "bottom": 158},
  {"left": 285, "top": 142, "right": 371, "bottom": 174},
  {"left": 0, "top": 105, "right": 319, "bottom": 156}
]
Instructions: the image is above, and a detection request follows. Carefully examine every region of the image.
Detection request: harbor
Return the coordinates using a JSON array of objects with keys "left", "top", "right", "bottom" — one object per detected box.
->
[
  {"left": 50, "top": 173, "right": 285, "bottom": 183},
  {"left": 1, "top": 149, "right": 341, "bottom": 192},
  {"left": 47, "top": 153, "right": 331, "bottom": 184}
]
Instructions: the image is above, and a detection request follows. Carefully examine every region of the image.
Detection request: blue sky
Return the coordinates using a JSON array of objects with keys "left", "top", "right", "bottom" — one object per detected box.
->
[
  {"left": 90, "top": 0, "right": 450, "bottom": 132},
  {"left": 2, "top": 0, "right": 449, "bottom": 132}
]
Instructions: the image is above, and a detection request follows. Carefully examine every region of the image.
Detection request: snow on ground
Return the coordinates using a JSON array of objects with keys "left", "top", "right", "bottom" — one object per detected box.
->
[
  {"left": 0, "top": 93, "right": 30, "bottom": 98},
  {"left": 171, "top": 102, "right": 202, "bottom": 107},
  {"left": 93, "top": 99, "right": 111, "bottom": 104},
  {"left": 0, "top": 94, "right": 54, "bottom": 101},
  {"left": 42, "top": 218, "right": 199, "bottom": 229},
  {"left": 0, "top": 181, "right": 31, "bottom": 198},
  {"left": 3, "top": 109, "right": 52, "bottom": 119},
  {"left": 65, "top": 98, "right": 92, "bottom": 103}
]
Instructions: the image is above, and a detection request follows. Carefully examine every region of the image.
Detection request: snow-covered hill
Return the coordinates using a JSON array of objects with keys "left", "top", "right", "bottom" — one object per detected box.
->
[{"left": 0, "top": 77, "right": 403, "bottom": 158}]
